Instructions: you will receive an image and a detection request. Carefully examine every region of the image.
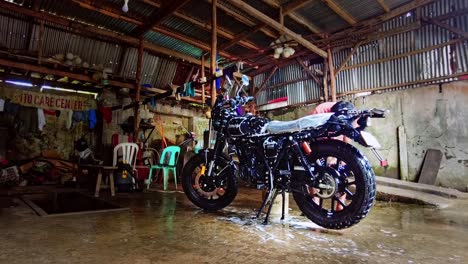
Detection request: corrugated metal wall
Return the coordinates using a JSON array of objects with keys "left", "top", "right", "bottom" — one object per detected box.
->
[
  {"left": 255, "top": 0, "right": 468, "bottom": 106},
  {"left": 254, "top": 62, "right": 324, "bottom": 105}
]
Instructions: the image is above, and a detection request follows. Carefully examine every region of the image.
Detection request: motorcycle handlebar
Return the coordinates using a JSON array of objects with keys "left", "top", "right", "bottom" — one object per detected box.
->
[{"left": 339, "top": 108, "right": 388, "bottom": 118}]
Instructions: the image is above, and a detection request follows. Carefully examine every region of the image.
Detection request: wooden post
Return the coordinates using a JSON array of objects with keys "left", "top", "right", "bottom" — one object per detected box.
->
[
  {"left": 323, "top": 57, "right": 329, "bottom": 101},
  {"left": 328, "top": 49, "right": 337, "bottom": 102},
  {"left": 38, "top": 20, "right": 44, "bottom": 65},
  {"left": 211, "top": 0, "right": 217, "bottom": 107},
  {"left": 133, "top": 37, "right": 144, "bottom": 142},
  {"left": 279, "top": 6, "right": 284, "bottom": 25},
  {"left": 201, "top": 55, "right": 206, "bottom": 105}
]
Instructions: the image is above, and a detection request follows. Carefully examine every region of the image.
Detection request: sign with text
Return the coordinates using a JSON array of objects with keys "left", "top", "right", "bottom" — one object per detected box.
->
[{"left": 0, "top": 85, "right": 96, "bottom": 111}]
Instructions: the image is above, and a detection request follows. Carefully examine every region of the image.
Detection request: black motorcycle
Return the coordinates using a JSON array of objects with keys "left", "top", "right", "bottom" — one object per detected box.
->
[{"left": 182, "top": 75, "right": 387, "bottom": 229}]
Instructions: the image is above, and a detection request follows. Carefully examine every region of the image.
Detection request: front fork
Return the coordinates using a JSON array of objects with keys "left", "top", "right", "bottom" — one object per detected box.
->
[{"left": 205, "top": 132, "right": 226, "bottom": 177}]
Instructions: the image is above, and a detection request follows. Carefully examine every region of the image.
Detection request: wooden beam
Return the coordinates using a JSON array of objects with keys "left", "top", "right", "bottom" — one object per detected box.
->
[
  {"left": 376, "top": 0, "right": 390, "bottom": 13},
  {"left": 321, "top": 0, "right": 357, "bottom": 25},
  {"left": 69, "top": 0, "right": 237, "bottom": 60},
  {"left": 289, "top": 13, "right": 322, "bottom": 34},
  {"left": 0, "top": 1, "right": 203, "bottom": 65},
  {"left": 261, "top": 76, "right": 310, "bottom": 91},
  {"left": 256, "top": 66, "right": 279, "bottom": 95},
  {"left": 341, "top": 38, "right": 465, "bottom": 71},
  {"left": 262, "top": 0, "right": 321, "bottom": 34},
  {"left": 327, "top": 49, "right": 336, "bottom": 102},
  {"left": 283, "top": 0, "right": 312, "bottom": 14},
  {"left": 133, "top": 37, "right": 144, "bottom": 141},
  {"left": 138, "top": 0, "right": 261, "bottom": 51},
  {"left": 335, "top": 41, "right": 363, "bottom": 75},
  {"left": 211, "top": 0, "right": 217, "bottom": 107},
  {"left": 38, "top": 21, "right": 45, "bottom": 65},
  {"left": 0, "top": 58, "right": 136, "bottom": 89},
  {"left": 219, "top": 0, "right": 318, "bottom": 51},
  {"left": 229, "top": 0, "right": 328, "bottom": 58},
  {"left": 296, "top": 57, "right": 321, "bottom": 85},
  {"left": 132, "top": 0, "right": 190, "bottom": 37},
  {"left": 218, "top": 24, "right": 264, "bottom": 51},
  {"left": 323, "top": 57, "right": 329, "bottom": 101},
  {"left": 423, "top": 17, "right": 468, "bottom": 39},
  {"left": 378, "top": 0, "right": 436, "bottom": 23},
  {"left": 201, "top": 55, "right": 206, "bottom": 105},
  {"left": 211, "top": 0, "right": 278, "bottom": 39},
  {"left": 337, "top": 71, "right": 468, "bottom": 97},
  {"left": 154, "top": 27, "right": 235, "bottom": 59}
]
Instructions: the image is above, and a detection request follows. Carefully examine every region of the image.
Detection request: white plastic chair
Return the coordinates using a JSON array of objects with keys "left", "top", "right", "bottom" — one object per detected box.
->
[
  {"left": 113, "top": 143, "right": 139, "bottom": 167},
  {"left": 113, "top": 143, "right": 140, "bottom": 187}
]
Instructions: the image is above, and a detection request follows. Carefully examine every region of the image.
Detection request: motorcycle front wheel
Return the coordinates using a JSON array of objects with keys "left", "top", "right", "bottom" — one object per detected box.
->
[
  {"left": 292, "top": 140, "right": 376, "bottom": 229},
  {"left": 182, "top": 151, "right": 238, "bottom": 211}
]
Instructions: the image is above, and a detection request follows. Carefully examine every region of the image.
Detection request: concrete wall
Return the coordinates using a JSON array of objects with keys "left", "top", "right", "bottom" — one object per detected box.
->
[
  {"left": 100, "top": 89, "right": 208, "bottom": 152},
  {"left": 265, "top": 81, "right": 468, "bottom": 191}
]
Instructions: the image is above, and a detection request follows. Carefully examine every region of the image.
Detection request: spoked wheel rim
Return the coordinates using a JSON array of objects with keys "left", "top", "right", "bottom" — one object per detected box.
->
[{"left": 306, "top": 155, "right": 359, "bottom": 215}]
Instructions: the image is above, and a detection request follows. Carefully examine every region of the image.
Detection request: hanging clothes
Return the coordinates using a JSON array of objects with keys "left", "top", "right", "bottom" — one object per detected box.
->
[
  {"left": 89, "top": 109, "right": 97, "bottom": 129},
  {"left": 186, "top": 82, "right": 195, "bottom": 97},
  {"left": 5, "top": 102, "right": 20, "bottom": 116},
  {"left": 99, "top": 107, "right": 112, "bottom": 124},
  {"left": 72, "top": 111, "right": 84, "bottom": 122},
  {"left": 17, "top": 107, "right": 38, "bottom": 134},
  {"left": 0, "top": 99, "right": 4, "bottom": 112},
  {"left": 43, "top": 109, "right": 56, "bottom": 116},
  {"left": 37, "top": 109, "right": 46, "bottom": 131},
  {"left": 63, "top": 110, "right": 73, "bottom": 130}
]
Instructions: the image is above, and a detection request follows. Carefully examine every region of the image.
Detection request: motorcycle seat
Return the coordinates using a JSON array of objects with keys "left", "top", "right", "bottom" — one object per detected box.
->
[{"left": 266, "top": 113, "right": 333, "bottom": 134}]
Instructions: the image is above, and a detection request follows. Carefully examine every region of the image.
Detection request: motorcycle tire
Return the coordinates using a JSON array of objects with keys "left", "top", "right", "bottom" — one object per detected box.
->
[
  {"left": 182, "top": 152, "right": 238, "bottom": 211},
  {"left": 292, "top": 140, "right": 376, "bottom": 229}
]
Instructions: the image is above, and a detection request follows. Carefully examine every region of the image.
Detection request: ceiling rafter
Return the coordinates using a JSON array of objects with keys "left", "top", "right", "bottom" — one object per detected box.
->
[
  {"left": 67, "top": 0, "right": 242, "bottom": 61},
  {"left": 220, "top": 0, "right": 320, "bottom": 52},
  {"left": 0, "top": 1, "right": 204, "bottom": 66},
  {"left": 321, "top": 0, "right": 357, "bottom": 25},
  {"left": 376, "top": 0, "right": 390, "bottom": 13},
  {"left": 206, "top": 0, "right": 279, "bottom": 39},
  {"left": 131, "top": 0, "right": 191, "bottom": 37},
  {"left": 136, "top": 0, "right": 260, "bottom": 51},
  {"left": 262, "top": 0, "right": 322, "bottom": 34},
  {"left": 229, "top": 0, "right": 327, "bottom": 58}
]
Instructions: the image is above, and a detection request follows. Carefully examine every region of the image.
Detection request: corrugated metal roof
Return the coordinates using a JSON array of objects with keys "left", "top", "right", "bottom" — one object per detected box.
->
[
  {"left": 119, "top": 48, "right": 178, "bottom": 88},
  {"left": 144, "top": 31, "right": 203, "bottom": 59},
  {"left": 40, "top": 0, "right": 137, "bottom": 34},
  {"left": 385, "top": 0, "right": 414, "bottom": 9},
  {"left": 296, "top": 1, "right": 349, "bottom": 33},
  {"left": 0, "top": 12, "right": 29, "bottom": 50},
  {"left": 106, "top": 0, "right": 157, "bottom": 18},
  {"left": 334, "top": 0, "right": 385, "bottom": 21},
  {"left": 243, "top": 0, "right": 278, "bottom": 18},
  {"left": 161, "top": 16, "right": 215, "bottom": 44}
]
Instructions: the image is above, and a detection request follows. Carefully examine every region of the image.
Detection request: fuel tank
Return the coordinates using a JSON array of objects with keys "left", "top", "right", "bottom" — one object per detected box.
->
[{"left": 227, "top": 115, "right": 269, "bottom": 137}]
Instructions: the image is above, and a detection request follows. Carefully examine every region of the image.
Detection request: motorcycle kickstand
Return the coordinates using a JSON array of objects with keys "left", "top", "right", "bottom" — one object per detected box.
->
[
  {"left": 256, "top": 187, "right": 274, "bottom": 218},
  {"left": 280, "top": 190, "right": 286, "bottom": 221},
  {"left": 262, "top": 188, "right": 278, "bottom": 225}
]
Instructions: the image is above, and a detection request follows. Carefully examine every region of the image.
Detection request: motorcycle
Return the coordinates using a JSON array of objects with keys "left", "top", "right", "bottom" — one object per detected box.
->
[{"left": 182, "top": 75, "right": 387, "bottom": 229}]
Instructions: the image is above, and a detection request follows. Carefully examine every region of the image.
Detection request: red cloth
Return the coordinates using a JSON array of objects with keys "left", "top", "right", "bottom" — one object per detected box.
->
[
  {"left": 311, "top": 102, "right": 337, "bottom": 114},
  {"left": 99, "top": 107, "right": 112, "bottom": 124},
  {"left": 43, "top": 109, "right": 56, "bottom": 115}
]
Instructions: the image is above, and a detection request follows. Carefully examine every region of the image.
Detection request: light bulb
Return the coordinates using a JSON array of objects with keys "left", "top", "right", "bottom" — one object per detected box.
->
[{"left": 122, "top": 0, "right": 129, "bottom": 12}]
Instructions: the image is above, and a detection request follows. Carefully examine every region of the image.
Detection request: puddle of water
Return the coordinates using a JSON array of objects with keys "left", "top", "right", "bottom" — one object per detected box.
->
[{"left": 22, "top": 192, "right": 126, "bottom": 216}]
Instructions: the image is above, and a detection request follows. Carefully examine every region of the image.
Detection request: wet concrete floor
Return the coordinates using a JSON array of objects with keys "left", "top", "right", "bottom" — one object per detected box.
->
[{"left": 1, "top": 187, "right": 467, "bottom": 264}]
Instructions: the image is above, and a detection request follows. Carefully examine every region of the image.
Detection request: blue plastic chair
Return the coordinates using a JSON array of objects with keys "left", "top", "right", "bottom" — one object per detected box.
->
[{"left": 147, "top": 145, "right": 181, "bottom": 191}]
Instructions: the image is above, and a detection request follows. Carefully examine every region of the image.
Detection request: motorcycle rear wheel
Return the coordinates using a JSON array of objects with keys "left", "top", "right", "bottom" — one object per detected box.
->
[
  {"left": 182, "top": 152, "right": 238, "bottom": 211},
  {"left": 292, "top": 140, "right": 376, "bottom": 229}
]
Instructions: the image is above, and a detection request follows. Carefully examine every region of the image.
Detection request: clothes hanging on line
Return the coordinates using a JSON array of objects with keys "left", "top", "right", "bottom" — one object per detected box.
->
[{"left": 37, "top": 109, "right": 46, "bottom": 131}]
